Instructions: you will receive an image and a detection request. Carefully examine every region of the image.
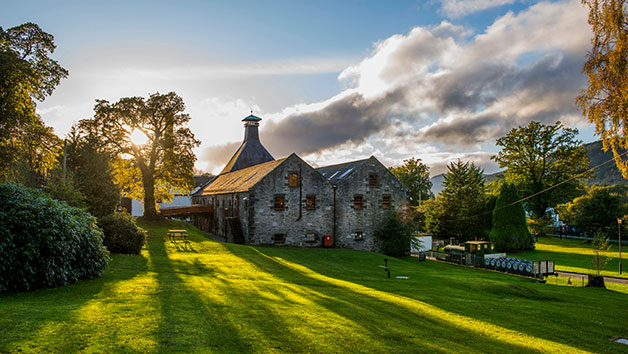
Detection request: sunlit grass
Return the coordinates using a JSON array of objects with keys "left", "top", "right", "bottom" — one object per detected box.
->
[
  {"left": 513, "top": 237, "right": 628, "bottom": 278},
  {"left": 1, "top": 220, "right": 627, "bottom": 353}
]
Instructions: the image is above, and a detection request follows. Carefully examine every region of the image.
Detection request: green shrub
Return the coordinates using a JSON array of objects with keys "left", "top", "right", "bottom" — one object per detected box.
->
[
  {"left": 0, "top": 183, "right": 109, "bottom": 293},
  {"left": 98, "top": 212, "right": 146, "bottom": 254},
  {"left": 489, "top": 183, "right": 534, "bottom": 252},
  {"left": 375, "top": 211, "right": 416, "bottom": 256}
]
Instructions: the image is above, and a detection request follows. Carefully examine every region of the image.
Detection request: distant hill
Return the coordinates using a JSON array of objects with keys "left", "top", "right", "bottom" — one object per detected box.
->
[
  {"left": 430, "top": 172, "right": 501, "bottom": 196},
  {"left": 429, "top": 140, "right": 625, "bottom": 196},
  {"left": 583, "top": 141, "right": 625, "bottom": 185}
]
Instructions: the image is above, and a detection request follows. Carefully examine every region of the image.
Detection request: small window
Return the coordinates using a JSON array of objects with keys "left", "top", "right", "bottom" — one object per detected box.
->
[
  {"left": 273, "top": 234, "right": 286, "bottom": 244},
  {"left": 306, "top": 195, "right": 316, "bottom": 210},
  {"left": 382, "top": 195, "right": 391, "bottom": 209},
  {"left": 369, "top": 174, "right": 378, "bottom": 188},
  {"left": 353, "top": 195, "right": 363, "bottom": 209},
  {"left": 304, "top": 232, "right": 317, "bottom": 242},
  {"left": 274, "top": 195, "right": 285, "bottom": 211},
  {"left": 289, "top": 173, "right": 299, "bottom": 187},
  {"left": 354, "top": 232, "right": 365, "bottom": 241}
]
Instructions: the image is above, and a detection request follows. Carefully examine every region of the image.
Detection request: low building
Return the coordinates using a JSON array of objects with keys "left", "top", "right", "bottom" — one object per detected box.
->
[{"left": 192, "top": 114, "right": 409, "bottom": 252}]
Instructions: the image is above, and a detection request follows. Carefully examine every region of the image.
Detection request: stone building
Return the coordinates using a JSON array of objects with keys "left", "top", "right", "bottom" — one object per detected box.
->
[{"left": 191, "top": 114, "right": 408, "bottom": 252}]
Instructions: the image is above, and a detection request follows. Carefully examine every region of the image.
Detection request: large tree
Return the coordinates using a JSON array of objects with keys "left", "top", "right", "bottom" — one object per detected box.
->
[
  {"left": 578, "top": 0, "right": 628, "bottom": 178},
  {"left": 492, "top": 121, "right": 590, "bottom": 219},
  {"left": 389, "top": 157, "right": 433, "bottom": 206},
  {"left": 0, "top": 23, "right": 67, "bottom": 182},
  {"left": 437, "top": 160, "right": 486, "bottom": 241},
  {"left": 81, "top": 92, "right": 200, "bottom": 219}
]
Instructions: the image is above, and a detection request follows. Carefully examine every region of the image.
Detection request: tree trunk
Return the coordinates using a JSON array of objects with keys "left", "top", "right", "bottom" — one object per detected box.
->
[{"left": 142, "top": 172, "right": 159, "bottom": 220}]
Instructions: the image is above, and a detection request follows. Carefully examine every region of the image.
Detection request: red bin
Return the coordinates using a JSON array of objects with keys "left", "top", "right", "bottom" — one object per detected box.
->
[{"left": 323, "top": 234, "right": 333, "bottom": 247}]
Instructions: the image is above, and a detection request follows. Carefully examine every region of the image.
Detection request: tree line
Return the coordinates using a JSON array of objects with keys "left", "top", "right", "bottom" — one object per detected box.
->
[
  {"left": 389, "top": 120, "right": 626, "bottom": 252},
  {"left": 0, "top": 23, "right": 198, "bottom": 220}
]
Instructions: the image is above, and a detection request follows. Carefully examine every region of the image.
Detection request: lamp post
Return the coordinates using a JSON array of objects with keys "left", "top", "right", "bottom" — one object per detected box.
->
[{"left": 618, "top": 218, "right": 623, "bottom": 275}]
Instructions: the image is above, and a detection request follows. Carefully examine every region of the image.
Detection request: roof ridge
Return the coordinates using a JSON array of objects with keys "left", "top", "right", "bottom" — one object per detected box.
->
[{"left": 315, "top": 158, "right": 368, "bottom": 170}]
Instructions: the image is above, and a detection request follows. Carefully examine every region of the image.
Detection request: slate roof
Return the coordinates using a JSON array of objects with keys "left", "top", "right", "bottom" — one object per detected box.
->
[
  {"left": 194, "top": 175, "right": 214, "bottom": 188},
  {"left": 199, "top": 158, "right": 287, "bottom": 195},
  {"left": 315, "top": 159, "right": 368, "bottom": 184}
]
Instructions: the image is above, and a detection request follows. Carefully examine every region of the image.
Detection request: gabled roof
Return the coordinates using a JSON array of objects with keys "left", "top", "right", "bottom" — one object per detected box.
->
[
  {"left": 199, "top": 158, "right": 287, "bottom": 195},
  {"left": 316, "top": 159, "right": 368, "bottom": 184}
]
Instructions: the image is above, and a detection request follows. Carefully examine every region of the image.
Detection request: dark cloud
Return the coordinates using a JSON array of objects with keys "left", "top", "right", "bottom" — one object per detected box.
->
[
  {"left": 261, "top": 89, "right": 408, "bottom": 156},
  {"left": 420, "top": 51, "right": 586, "bottom": 145}
]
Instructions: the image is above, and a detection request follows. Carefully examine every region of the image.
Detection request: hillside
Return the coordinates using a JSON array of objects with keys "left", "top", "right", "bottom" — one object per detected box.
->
[{"left": 584, "top": 140, "right": 625, "bottom": 185}]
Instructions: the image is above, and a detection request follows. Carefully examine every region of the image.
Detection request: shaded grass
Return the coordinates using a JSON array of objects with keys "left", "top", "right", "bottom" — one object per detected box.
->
[
  {"left": 513, "top": 237, "right": 628, "bottom": 278},
  {"left": 1, "top": 220, "right": 627, "bottom": 353}
]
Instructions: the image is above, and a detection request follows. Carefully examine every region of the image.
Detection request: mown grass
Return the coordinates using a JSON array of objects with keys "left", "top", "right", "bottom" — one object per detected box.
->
[
  {"left": 1, "top": 220, "right": 627, "bottom": 353},
  {"left": 512, "top": 236, "right": 628, "bottom": 278}
]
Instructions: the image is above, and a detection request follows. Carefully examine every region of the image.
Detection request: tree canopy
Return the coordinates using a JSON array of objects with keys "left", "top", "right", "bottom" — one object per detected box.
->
[
  {"left": 80, "top": 92, "right": 200, "bottom": 219},
  {"left": 0, "top": 23, "right": 67, "bottom": 183},
  {"left": 556, "top": 185, "right": 626, "bottom": 238},
  {"left": 389, "top": 157, "right": 433, "bottom": 206},
  {"left": 578, "top": 0, "right": 628, "bottom": 179},
  {"left": 492, "top": 121, "right": 590, "bottom": 219}
]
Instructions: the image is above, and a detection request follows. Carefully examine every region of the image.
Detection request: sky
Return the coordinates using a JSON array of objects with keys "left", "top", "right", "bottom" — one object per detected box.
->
[{"left": 2, "top": 0, "right": 597, "bottom": 176}]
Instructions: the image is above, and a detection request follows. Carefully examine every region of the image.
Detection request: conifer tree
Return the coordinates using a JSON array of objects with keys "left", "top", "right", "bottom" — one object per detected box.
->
[{"left": 489, "top": 183, "right": 534, "bottom": 252}]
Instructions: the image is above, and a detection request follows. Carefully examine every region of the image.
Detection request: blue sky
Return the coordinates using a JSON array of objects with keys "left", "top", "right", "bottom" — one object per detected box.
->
[{"left": 2, "top": 0, "right": 596, "bottom": 175}]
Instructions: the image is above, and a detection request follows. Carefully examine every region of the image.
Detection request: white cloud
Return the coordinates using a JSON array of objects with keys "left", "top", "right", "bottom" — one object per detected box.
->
[{"left": 440, "top": 0, "right": 516, "bottom": 19}]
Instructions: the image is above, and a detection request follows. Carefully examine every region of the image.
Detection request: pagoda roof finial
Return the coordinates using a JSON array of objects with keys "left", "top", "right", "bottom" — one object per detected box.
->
[{"left": 242, "top": 112, "right": 262, "bottom": 122}]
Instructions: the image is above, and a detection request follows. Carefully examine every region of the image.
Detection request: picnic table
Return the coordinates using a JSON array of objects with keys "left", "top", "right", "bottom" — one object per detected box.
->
[{"left": 168, "top": 229, "right": 189, "bottom": 249}]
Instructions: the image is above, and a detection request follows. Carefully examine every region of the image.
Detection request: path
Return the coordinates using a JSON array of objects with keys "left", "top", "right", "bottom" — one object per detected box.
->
[{"left": 556, "top": 271, "right": 628, "bottom": 285}]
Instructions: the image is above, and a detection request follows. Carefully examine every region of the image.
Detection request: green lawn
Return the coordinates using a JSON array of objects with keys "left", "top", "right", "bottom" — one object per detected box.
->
[
  {"left": 512, "top": 236, "right": 628, "bottom": 279},
  {"left": 1, "top": 220, "right": 627, "bottom": 353}
]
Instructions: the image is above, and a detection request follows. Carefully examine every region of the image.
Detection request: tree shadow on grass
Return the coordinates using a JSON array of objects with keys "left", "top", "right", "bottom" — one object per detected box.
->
[
  {"left": 0, "top": 253, "right": 149, "bottom": 352},
  {"left": 215, "top": 244, "right": 535, "bottom": 353},
  {"left": 262, "top": 247, "right": 628, "bottom": 349},
  {"left": 225, "top": 244, "right": 598, "bottom": 354},
  {"left": 147, "top": 230, "right": 258, "bottom": 353}
]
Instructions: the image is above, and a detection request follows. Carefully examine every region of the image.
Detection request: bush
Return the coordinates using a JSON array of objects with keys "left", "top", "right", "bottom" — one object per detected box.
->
[
  {"left": 375, "top": 211, "right": 416, "bottom": 256},
  {"left": 0, "top": 183, "right": 109, "bottom": 293},
  {"left": 97, "top": 212, "right": 146, "bottom": 254},
  {"left": 489, "top": 183, "right": 534, "bottom": 252}
]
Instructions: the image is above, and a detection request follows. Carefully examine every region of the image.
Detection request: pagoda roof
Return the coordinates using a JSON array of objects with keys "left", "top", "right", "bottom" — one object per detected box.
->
[{"left": 242, "top": 114, "right": 262, "bottom": 122}]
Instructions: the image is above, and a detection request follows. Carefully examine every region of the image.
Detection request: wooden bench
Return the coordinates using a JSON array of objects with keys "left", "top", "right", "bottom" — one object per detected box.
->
[{"left": 168, "top": 229, "right": 189, "bottom": 249}]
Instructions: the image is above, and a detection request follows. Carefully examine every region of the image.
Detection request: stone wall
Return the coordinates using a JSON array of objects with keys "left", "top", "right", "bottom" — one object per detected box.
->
[
  {"left": 193, "top": 192, "right": 248, "bottom": 243},
  {"left": 248, "top": 154, "right": 333, "bottom": 246},
  {"left": 334, "top": 156, "right": 409, "bottom": 252}
]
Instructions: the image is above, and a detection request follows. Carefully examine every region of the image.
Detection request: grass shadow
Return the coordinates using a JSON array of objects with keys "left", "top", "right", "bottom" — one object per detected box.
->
[
  {"left": 145, "top": 222, "right": 256, "bottom": 352},
  {"left": 220, "top": 244, "right": 544, "bottom": 353},
  {"left": 249, "top": 246, "right": 626, "bottom": 353}
]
